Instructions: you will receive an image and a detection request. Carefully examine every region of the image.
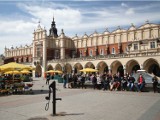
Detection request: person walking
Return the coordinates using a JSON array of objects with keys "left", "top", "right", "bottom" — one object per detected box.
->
[
  {"left": 46, "top": 73, "right": 50, "bottom": 85},
  {"left": 152, "top": 75, "right": 158, "bottom": 93},
  {"left": 72, "top": 73, "right": 78, "bottom": 88},
  {"left": 92, "top": 74, "right": 97, "bottom": 89},
  {"left": 80, "top": 74, "right": 86, "bottom": 89},
  {"left": 62, "top": 73, "right": 67, "bottom": 88}
]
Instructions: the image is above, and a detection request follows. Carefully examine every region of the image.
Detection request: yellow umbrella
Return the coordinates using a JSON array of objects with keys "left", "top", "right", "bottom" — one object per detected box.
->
[
  {"left": 54, "top": 70, "right": 63, "bottom": 74},
  {"left": 0, "top": 62, "right": 27, "bottom": 71},
  {"left": 21, "top": 70, "right": 31, "bottom": 74},
  {"left": 79, "top": 68, "right": 98, "bottom": 72},
  {"left": 5, "top": 70, "right": 21, "bottom": 74},
  {"left": 23, "top": 66, "right": 35, "bottom": 71},
  {"left": 46, "top": 70, "right": 55, "bottom": 73},
  {"left": 46, "top": 70, "right": 63, "bottom": 74}
]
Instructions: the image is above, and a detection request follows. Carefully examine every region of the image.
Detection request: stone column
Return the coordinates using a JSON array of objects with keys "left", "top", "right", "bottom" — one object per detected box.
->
[
  {"left": 60, "top": 29, "right": 65, "bottom": 59},
  {"left": 42, "top": 39, "right": 47, "bottom": 77},
  {"left": 140, "top": 64, "right": 143, "bottom": 70},
  {"left": 108, "top": 66, "right": 111, "bottom": 74},
  {"left": 123, "top": 65, "right": 126, "bottom": 75},
  {"left": 72, "top": 67, "right": 75, "bottom": 74},
  {"left": 60, "top": 48, "right": 65, "bottom": 59},
  {"left": 32, "top": 35, "right": 36, "bottom": 77},
  {"left": 42, "top": 30, "right": 47, "bottom": 77}
]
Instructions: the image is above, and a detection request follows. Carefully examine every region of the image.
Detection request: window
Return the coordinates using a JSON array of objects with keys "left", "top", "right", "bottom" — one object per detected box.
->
[
  {"left": 125, "top": 47, "right": 128, "bottom": 52},
  {"left": 55, "top": 50, "right": 59, "bottom": 59},
  {"left": 150, "top": 42, "right": 155, "bottom": 49},
  {"left": 112, "top": 48, "right": 115, "bottom": 54},
  {"left": 80, "top": 51, "right": 82, "bottom": 57},
  {"left": 72, "top": 51, "right": 76, "bottom": 58},
  {"left": 36, "top": 47, "right": 41, "bottom": 57},
  {"left": 133, "top": 44, "right": 138, "bottom": 50},
  {"left": 90, "top": 50, "right": 93, "bottom": 56},
  {"left": 100, "top": 49, "right": 104, "bottom": 55}
]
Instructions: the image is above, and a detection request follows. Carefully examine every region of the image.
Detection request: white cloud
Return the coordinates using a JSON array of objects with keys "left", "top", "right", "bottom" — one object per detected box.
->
[
  {"left": 18, "top": 3, "right": 82, "bottom": 33},
  {"left": 121, "top": 3, "right": 128, "bottom": 7},
  {"left": 125, "top": 8, "right": 135, "bottom": 15},
  {"left": 0, "top": 20, "right": 36, "bottom": 33},
  {"left": 0, "top": 2, "right": 160, "bottom": 55}
]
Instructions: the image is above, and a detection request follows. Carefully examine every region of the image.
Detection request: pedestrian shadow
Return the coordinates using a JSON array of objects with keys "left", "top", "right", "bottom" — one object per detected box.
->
[
  {"left": 23, "top": 90, "right": 49, "bottom": 95},
  {"left": 53, "top": 112, "right": 84, "bottom": 116}
]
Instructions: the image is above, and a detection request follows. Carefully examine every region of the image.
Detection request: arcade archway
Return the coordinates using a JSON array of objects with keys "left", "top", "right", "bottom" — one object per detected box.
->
[
  {"left": 47, "top": 64, "right": 53, "bottom": 71},
  {"left": 64, "top": 63, "right": 72, "bottom": 73},
  {"left": 126, "top": 59, "right": 140, "bottom": 74},
  {"left": 74, "top": 63, "right": 83, "bottom": 73},
  {"left": 35, "top": 64, "right": 42, "bottom": 77},
  {"left": 97, "top": 61, "right": 108, "bottom": 74},
  {"left": 111, "top": 60, "right": 123, "bottom": 76},
  {"left": 85, "top": 62, "right": 95, "bottom": 69},
  {"left": 143, "top": 58, "right": 160, "bottom": 77},
  {"left": 55, "top": 64, "right": 62, "bottom": 71}
]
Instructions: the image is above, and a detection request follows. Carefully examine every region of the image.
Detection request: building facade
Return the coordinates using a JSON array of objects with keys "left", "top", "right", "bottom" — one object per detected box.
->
[{"left": 4, "top": 17, "right": 160, "bottom": 77}]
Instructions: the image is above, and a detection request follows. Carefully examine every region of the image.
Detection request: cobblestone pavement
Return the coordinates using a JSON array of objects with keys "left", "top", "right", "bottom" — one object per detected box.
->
[{"left": 0, "top": 78, "right": 160, "bottom": 120}]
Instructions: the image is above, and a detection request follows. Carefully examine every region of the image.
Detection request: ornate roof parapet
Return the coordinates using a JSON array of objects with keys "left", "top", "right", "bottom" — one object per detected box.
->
[
  {"left": 128, "top": 23, "right": 136, "bottom": 31},
  {"left": 82, "top": 32, "right": 88, "bottom": 38},
  {"left": 90, "top": 30, "right": 98, "bottom": 37},
  {"left": 145, "top": 20, "right": 149, "bottom": 24},
  {"left": 103, "top": 28, "right": 110, "bottom": 34},
  {"left": 72, "top": 34, "right": 79, "bottom": 40},
  {"left": 112, "top": 26, "right": 126, "bottom": 33},
  {"left": 93, "top": 30, "right": 98, "bottom": 36},
  {"left": 11, "top": 45, "right": 14, "bottom": 49},
  {"left": 36, "top": 20, "right": 43, "bottom": 32},
  {"left": 137, "top": 20, "right": 159, "bottom": 29},
  {"left": 60, "top": 29, "right": 65, "bottom": 38}
]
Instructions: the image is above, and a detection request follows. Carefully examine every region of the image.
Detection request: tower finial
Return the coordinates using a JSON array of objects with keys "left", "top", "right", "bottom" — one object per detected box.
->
[
  {"left": 61, "top": 29, "right": 64, "bottom": 34},
  {"left": 145, "top": 20, "right": 149, "bottom": 24},
  {"left": 131, "top": 23, "right": 134, "bottom": 26},
  {"left": 118, "top": 26, "right": 121, "bottom": 29},
  {"left": 49, "top": 16, "right": 58, "bottom": 37},
  {"left": 37, "top": 20, "right": 41, "bottom": 29},
  {"left": 52, "top": 12, "right": 56, "bottom": 23}
]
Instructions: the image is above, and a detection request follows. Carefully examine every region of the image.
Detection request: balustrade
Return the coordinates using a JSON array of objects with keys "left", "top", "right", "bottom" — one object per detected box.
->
[{"left": 48, "top": 49, "right": 160, "bottom": 64}]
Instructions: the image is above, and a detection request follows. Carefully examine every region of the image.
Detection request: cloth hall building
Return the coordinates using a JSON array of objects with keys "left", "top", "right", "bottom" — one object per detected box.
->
[{"left": 4, "top": 17, "right": 160, "bottom": 77}]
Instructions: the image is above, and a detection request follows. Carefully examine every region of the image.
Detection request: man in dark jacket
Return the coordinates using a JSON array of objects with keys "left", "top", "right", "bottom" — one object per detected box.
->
[
  {"left": 92, "top": 74, "right": 97, "bottom": 89},
  {"left": 152, "top": 75, "right": 158, "bottom": 93},
  {"left": 46, "top": 73, "right": 50, "bottom": 85}
]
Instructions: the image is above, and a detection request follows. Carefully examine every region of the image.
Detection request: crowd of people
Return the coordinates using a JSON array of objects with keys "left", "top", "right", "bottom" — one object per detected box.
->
[{"left": 46, "top": 72, "right": 160, "bottom": 93}]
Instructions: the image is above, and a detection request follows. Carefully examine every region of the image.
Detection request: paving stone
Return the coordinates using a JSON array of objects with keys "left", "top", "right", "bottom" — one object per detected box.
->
[{"left": 0, "top": 77, "right": 160, "bottom": 120}]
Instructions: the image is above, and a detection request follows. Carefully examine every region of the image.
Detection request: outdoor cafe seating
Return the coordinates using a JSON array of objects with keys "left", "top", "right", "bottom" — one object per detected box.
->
[{"left": 0, "top": 62, "right": 34, "bottom": 95}]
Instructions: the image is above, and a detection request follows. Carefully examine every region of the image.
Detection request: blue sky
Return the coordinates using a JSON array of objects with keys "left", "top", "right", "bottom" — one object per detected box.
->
[{"left": 0, "top": 0, "right": 160, "bottom": 54}]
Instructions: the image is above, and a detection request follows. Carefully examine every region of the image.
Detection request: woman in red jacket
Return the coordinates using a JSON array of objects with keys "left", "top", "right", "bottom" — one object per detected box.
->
[{"left": 136, "top": 74, "right": 145, "bottom": 92}]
